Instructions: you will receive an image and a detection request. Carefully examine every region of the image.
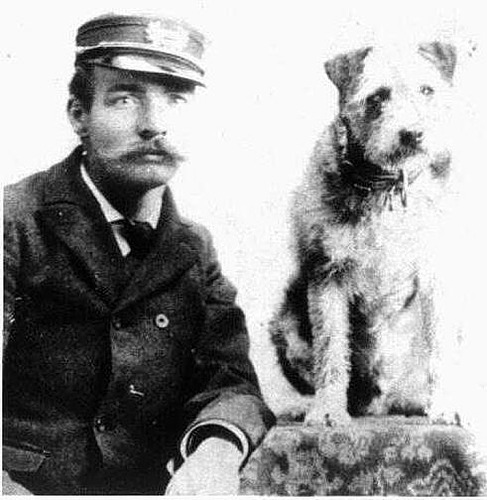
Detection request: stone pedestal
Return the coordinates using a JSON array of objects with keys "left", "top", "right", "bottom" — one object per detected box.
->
[{"left": 240, "top": 417, "right": 486, "bottom": 496}]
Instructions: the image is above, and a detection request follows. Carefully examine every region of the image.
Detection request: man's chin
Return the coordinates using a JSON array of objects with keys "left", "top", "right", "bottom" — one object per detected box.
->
[
  {"left": 124, "top": 154, "right": 185, "bottom": 171},
  {"left": 133, "top": 162, "right": 181, "bottom": 187},
  {"left": 127, "top": 154, "right": 176, "bottom": 165},
  {"left": 87, "top": 153, "right": 182, "bottom": 189}
]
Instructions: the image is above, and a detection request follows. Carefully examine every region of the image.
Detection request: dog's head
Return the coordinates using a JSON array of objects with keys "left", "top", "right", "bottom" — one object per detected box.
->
[{"left": 325, "top": 42, "right": 456, "bottom": 178}]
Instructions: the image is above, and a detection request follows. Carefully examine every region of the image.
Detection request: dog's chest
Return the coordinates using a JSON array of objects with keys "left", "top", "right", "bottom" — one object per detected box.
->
[{"left": 329, "top": 209, "right": 426, "bottom": 313}]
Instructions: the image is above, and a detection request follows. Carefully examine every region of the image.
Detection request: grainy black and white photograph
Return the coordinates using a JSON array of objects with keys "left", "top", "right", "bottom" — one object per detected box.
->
[{"left": 2, "top": 0, "right": 487, "bottom": 495}]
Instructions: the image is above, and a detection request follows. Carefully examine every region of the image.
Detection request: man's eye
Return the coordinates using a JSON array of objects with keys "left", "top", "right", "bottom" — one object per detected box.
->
[
  {"left": 168, "top": 93, "right": 188, "bottom": 105},
  {"left": 109, "top": 94, "right": 138, "bottom": 107}
]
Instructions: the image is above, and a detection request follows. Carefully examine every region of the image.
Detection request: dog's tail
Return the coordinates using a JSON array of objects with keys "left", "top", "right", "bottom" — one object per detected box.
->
[{"left": 270, "top": 274, "right": 315, "bottom": 395}]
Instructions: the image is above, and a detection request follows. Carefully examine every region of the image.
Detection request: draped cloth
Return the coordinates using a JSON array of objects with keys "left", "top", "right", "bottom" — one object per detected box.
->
[{"left": 240, "top": 417, "right": 486, "bottom": 496}]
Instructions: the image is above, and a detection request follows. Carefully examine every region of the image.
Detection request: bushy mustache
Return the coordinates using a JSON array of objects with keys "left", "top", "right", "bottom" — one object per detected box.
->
[{"left": 120, "top": 137, "right": 184, "bottom": 163}]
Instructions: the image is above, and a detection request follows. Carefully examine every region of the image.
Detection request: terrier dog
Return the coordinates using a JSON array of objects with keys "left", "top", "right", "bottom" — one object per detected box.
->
[{"left": 270, "top": 42, "right": 462, "bottom": 426}]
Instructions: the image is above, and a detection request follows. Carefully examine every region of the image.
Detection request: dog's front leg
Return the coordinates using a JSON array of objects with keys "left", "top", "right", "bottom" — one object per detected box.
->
[
  {"left": 420, "top": 285, "right": 463, "bottom": 425},
  {"left": 305, "top": 279, "right": 352, "bottom": 426}
]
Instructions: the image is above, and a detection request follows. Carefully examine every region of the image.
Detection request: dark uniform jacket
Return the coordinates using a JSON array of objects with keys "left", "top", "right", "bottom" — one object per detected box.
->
[{"left": 3, "top": 147, "right": 274, "bottom": 494}]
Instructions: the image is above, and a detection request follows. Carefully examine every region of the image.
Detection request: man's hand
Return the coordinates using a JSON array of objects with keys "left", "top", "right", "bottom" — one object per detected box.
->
[
  {"left": 165, "top": 437, "right": 242, "bottom": 495},
  {"left": 2, "top": 471, "right": 33, "bottom": 495}
]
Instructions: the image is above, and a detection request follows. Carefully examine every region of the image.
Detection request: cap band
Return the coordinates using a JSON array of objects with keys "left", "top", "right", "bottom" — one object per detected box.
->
[{"left": 75, "top": 14, "right": 206, "bottom": 86}]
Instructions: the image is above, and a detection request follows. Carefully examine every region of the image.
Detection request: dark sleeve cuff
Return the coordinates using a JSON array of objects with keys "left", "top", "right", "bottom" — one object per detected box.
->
[{"left": 179, "top": 419, "right": 250, "bottom": 467}]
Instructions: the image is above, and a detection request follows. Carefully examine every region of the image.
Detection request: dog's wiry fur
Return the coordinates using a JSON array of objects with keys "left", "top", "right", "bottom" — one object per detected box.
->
[{"left": 271, "top": 42, "right": 462, "bottom": 426}]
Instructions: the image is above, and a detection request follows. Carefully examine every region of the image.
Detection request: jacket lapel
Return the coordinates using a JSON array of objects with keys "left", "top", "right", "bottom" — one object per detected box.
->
[
  {"left": 38, "top": 149, "right": 198, "bottom": 311},
  {"left": 115, "top": 189, "right": 198, "bottom": 311},
  {"left": 39, "top": 148, "right": 125, "bottom": 308}
]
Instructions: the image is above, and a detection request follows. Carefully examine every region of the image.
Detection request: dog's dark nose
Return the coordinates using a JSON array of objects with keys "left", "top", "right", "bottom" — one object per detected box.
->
[{"left": 400, "top": 129, "right": 423, "bottom": 148}]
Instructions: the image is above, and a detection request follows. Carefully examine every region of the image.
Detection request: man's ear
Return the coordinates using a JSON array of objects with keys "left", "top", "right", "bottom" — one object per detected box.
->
[
  {"left": 67, "top": 97, "right": 89, "bottom": 138},
  {"left": 324, "top": 47, "right": 372, "bottom": 94}
]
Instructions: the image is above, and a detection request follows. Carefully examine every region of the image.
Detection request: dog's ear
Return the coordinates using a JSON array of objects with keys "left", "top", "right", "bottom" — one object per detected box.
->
[
  {"left": 324, "top": 47, "right": 372, "bottom": 93},
  {"left": 418, "top": 41, "right": 456, "bottom": 81}
]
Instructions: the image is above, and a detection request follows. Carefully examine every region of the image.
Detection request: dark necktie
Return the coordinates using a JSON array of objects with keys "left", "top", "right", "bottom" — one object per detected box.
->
[{"left": 118, "top": 219, "right": 155, "bottom": 259}]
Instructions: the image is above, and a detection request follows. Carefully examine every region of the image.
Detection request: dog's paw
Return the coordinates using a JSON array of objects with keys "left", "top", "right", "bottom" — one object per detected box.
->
[
  {"left": 304, "top": 405, "right": 352, "bottom": 427},
  {"left": 429, "top": 403, "right": 462, "bottom": 426},
  {"left": 270, "top": 393, "right": 313, "bottom": 424},
  {"left": 429, "top": 386, "right": 463, "bottom": 425},
  {"left": 276, "top": 403, "right": 310, "bottom": 423}
]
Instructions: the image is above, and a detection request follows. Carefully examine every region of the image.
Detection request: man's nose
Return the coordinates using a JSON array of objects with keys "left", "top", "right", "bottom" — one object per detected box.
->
[{"left": 137, "top": 97, "right": 169, "bottom": 140}]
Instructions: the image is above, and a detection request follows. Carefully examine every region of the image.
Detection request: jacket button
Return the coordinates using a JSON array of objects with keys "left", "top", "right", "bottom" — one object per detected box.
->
[
  {"left": 94, "top": 415, "right": 115, "bottom": 433},
  {"left": 128, "top": 384, "right": 145, "bottom": 397},
  {"left": 112, "top": 316, "right": 122, "bottom": 329},
  {"left": 155, "top": 313, "right": 169, "bottom": 329}
]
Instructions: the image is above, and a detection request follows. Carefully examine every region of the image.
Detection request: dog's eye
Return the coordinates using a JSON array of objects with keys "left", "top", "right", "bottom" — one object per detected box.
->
[
  {"left": 420, "top": 85, "right": 434, "bottom": 96},
  {"left": 366, "top": 87, "right": 391, "bottom": 107},
  {"left": 365, "top": 88, "right": 391, "bottom": 120},
  {"left": 367, "top": 95, "right": 383, "bottom": 106}
]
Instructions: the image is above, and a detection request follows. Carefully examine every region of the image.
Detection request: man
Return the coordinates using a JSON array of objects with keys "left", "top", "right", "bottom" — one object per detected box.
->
[{"left": 3, "top": 13, "right": 274, "bottom": 495}]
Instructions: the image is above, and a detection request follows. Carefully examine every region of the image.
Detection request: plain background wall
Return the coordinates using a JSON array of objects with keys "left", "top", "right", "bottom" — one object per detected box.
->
[{"left": 2, "top": 0, "right": 486, "bottom": 413}]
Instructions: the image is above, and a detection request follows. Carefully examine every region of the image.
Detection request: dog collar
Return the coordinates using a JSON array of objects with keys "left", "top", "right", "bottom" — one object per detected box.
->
[{"left": 341, "top": 159, "right": 424, "bottom": 209}]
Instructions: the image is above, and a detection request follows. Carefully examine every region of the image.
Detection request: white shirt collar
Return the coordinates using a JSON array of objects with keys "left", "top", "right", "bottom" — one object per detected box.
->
[
  {"left": 80, "top": 164, "right": 162, "bottom": 229},
  {"left": 80, "top": 163, "right": 124, "bottom": 224}
]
